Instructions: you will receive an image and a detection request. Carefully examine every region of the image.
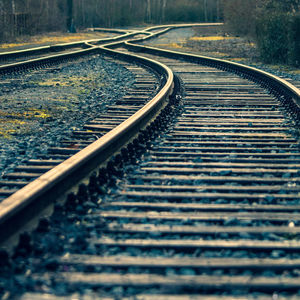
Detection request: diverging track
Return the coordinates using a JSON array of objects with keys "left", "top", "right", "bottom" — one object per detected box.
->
[{"left": 1, "top": 25, "right": 300, "bottom": 299}]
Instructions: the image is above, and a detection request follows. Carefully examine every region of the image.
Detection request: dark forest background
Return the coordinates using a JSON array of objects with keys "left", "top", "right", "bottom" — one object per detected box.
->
[
  {"left": 0, "top": 0, "right": 221, "bottom": 41},
  {"left": 0, "top": 0, "right": 299, "bottom": 66},
  {"left": 223, "top": 0, "right": 300, "bottom": 66}
]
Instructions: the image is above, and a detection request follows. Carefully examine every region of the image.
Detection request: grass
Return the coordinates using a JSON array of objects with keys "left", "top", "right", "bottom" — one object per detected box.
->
[
  {"left": 0, "top": 106, "right": 53, "bottom": 138},
  {"left": 0, "top": 31, "right": 107, "bottom": 51},
  {"left": 190, "top": 36, "right": 234, "bottom": 41},
  {"left": 1, "top": 108, "right": 50, "bottom": 134},
  {"left": 153, "top": 43, "right": 185, "bottom": 49}
]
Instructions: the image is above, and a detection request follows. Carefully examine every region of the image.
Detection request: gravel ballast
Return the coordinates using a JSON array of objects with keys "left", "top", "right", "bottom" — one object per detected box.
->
[
  {"left": 0, "top": 54, "right": 135, "bottom": 179},
  {"left": 1, "top": 26, "right": 299, "bottom": 300}
]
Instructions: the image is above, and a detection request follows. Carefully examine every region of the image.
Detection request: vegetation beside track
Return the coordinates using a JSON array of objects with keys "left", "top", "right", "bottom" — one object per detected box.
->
[
  {"left": 0, "top": 0, "right": 221, "bottom": 43},
  {"left": 0, "top": 55, "right": 134, "bottom": 181},
  {"left": 222, "top": 0, "right": 300, "bottom": 67},
  {"left": 0, "top": 31, "right": 108, "bottom": 53},
  {"left": 147, "top": 26, "right": 300, "bottom": 79}
]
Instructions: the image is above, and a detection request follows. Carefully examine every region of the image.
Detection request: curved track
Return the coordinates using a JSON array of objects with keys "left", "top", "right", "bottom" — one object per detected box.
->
[
  {"left": 0, "top": 29, "right": 140, "bottom": 66},
  {"left": 0, "top": 24, "right": 300, "bottom": 299},
  {"left": 0, "top": 59, "right": 161, "bottom": 200}
]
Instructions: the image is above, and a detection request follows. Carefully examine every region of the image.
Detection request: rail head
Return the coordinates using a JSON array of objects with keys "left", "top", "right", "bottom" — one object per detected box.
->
[
  {"left": 0, "top": 46, "right": 100, "bottom": 74},
  {"left": 0, "top": 32, "right": 139, "bottom": 62},
  {"left": 0, "top": 46, "right": 174, "bottom": 242},
  {"left": 124, "top": 42, "right": 300, "bottom": 112},
  {"left": 0, "top": 23, "right": 223, "bottom": 63},
  {"left": 144, "top": 23, "right": 224, "bottom": 32},
  {"left": 130, "top": 23, "right": 224, "bottom": 44},
  {"left": 0, "top": 41, "right": 92, "bottom": 60}
]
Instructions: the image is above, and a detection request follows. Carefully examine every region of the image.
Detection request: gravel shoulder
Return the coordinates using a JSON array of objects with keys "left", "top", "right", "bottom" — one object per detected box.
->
[{"left": 0, "top": 54, "right": 134, "bottom": 178}]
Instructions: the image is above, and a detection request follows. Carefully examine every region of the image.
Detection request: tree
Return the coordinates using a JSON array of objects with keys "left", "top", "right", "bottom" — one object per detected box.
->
[
  {"left": 11, "top": 0, "right": 16, "bottom": 13},
  {"left": 66, "top": 0, "right": 73, "bottom": 31},
  {"left": 257, "top": 0, "right": 299, "bottom": 12},
  {"left": 203, "top": 0, "right": 207, "bottom": 21},
  {"left": 146, "top": 0, "right": 151, "bottom": 22},
  {"left": 222, "top": 0, "right": 257, "bottom": 36},
  {"left": 222, "top": 0, "right": 300, "bottom": 66},
  {"left": 162, "top": 0, "right": 167, "bottom": 23}
]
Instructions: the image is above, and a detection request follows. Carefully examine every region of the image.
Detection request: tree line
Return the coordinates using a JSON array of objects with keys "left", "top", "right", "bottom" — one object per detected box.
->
[
  {"left": 3, "top": 0, "right": 297, "bottom": 67},
  {"left": 222, "top": 0, "right": 300, "bottom": 66},
  {"left": 0, "top": 0, "right": 221, "bottom": 42}
]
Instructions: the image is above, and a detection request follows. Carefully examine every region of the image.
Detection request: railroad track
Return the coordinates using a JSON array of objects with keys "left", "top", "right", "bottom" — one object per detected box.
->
[
  {"left": 0, "top": 29, "right": 142, "bottom": 67},
  {"left": 0, "top": 24, "right": 213, "bottom": 201},
  {"left": 0, "top": 23, "right": 221, "bottom": 69},
  {"left": 1, "top": 24, "right": 300, "bottom": 299},
  {"left": 0, "top": 58, "right": 160, "bottom": 201}
]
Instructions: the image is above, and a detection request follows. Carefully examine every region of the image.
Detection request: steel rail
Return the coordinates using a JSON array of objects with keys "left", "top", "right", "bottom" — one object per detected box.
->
[
  {"left": 144, "top": 23, "right": 223, "bottom": 32},
  {"left": 124, "top": 41, "right": 300, "bottom": 117},
  {"left": 0, "top": 45, "right": 173, "bottom": 243},
  {"left": 127, "top": 23, "right": 224, "bottom": 45},
  {"left": 1, "top": 25, "right": 300, "bottom": 298},
  {"left": 0, "top": 46, "right": 99, "bottom": 74},
  {"left": 0, "top": 31, "right": 140, "bottom": 66},
  {"left": 88, "top": 28, "right": 137, "bottom": 34},
  {"left": 103, "top": 28, "right": 300, "bottom": 113},
  {"left": 1, "top": 23, "right": 299, "bottom": 241},
  {"left": 0, "top": 39, "right": 94, "bottom": 61},
  {"left": 0, "top": 31, "right": 145, "bottom": 74},
  {"left": 0, "top": 23, "right": 222, "bottom": 66},
  {"left": 0, "top": 24, "right": 298, "bottom": 237}
]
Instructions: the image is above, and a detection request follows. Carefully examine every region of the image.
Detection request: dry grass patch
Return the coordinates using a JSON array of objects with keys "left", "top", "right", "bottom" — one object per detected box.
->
[
  {"left": 190, "top": 36, "right": 235, "bottom": 41},
  {"left": 154, "top": 43, "right": 184, "bottom": 49},
  {"left": 0, "top": 31, "right": 108, "bottom": 50},
  {"left": 0, "top": 119, "right": 26, "bottom": 138}
]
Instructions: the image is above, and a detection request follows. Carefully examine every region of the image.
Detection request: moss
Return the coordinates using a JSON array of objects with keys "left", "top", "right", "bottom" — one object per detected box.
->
[
  {"left": 0, "top": 108, "right": 51, "bottom": 120},
  {"left": 231, "top": 57, "right": 248, "bottom": 62},
  {"left": 24, "top": 109, "right": 51, "bottom": 119},
  {"left": 153, "top": 42, "right": 188, "bottom": 50},
  {"left": 0, "top": 59, "right": 113, "bottom": 141},
  {"left": 34, "top": 75, "right": 106, "bottom": 95},
  {"left": 37, "top": 75, "right": 93, "bottom": 87},
  {"left": 0, "top": 106, "right": 54, "bottom": 139},
  {"left": 0, "top": 119, "right": 27, "bottom": 138}
]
